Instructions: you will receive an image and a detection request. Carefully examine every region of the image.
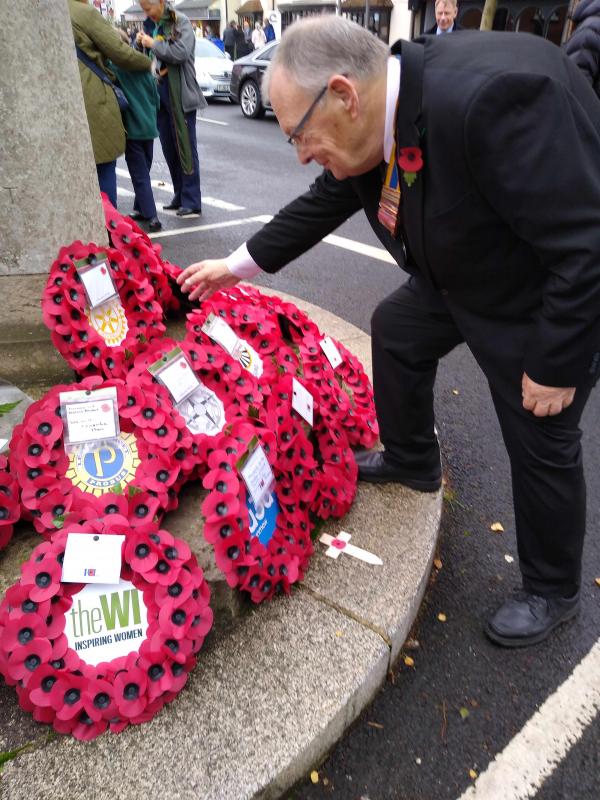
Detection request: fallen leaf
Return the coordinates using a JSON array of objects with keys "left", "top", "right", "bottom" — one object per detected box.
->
[
  {"left": 323, "top": 778, "right": 329, "bottom": 787},
  {"left": 433, "top": 558, "right": 443, "bottom": 570},
  {"left": 470, "top": 699, "right": 480, "bottom": 708},
  {"left": 405, "top": 638, "right": 420, "bottom": 650},
  {"left": 459, "top": 707, "right": 470, "bottom": 720},
  {"left": 504, "top": 554, "right": 514, "bottom": 563},
  {"left": 367, "top": 721, "right": 384, "bottom": 729},
  {"left": 452, "top": 389, "right": 460, "bottom": 395},
  {"left": 310, "top": 770, "right": 319, "bottom": 784},
  {"left": 404, "top": 656, "right": 415, "bottom": 667},
  {"left": 335, "top": 630, "right": 343, "bottom": 638},
  {"left": 158, "top": 180, "right": 166, "bottom": 186},
  {"left": 469, "top": 769, "right": 478, "bottom": 780},
  {"left": 415, "top": 757, "right": 422, "bottom": 765},
  {"left": 490, "top": 522, "right": 504, "bottom": 532},
  {"left": 437, "top": 612, "right": 447, "bottom": 622},
  {"left": 595, "top": 577, "right": 600, "bottom": 587}
]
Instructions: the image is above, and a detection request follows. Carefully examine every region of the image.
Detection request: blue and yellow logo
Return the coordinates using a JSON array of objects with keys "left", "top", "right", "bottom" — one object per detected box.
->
[{"left": 66, "top": 433, "right": 140, "bottom": 496}]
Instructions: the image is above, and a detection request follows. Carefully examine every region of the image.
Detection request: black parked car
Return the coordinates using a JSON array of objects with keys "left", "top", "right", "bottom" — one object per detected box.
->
[{"left": 229, "top": 41, "right": 278, "bottom": 118}]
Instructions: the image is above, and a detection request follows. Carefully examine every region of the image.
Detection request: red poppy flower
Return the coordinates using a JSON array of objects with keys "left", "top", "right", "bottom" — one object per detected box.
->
[
  {"left": 6, "top": 638, "right": 53, "bottom": 682},
  {"left": 398, "top": 146, "right": 424, "bottom": 173}
]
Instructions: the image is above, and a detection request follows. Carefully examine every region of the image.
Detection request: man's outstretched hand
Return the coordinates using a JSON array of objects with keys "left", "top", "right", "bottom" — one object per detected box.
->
[
  {"left": 177, "top": 259, "right": 240, "bottom": 303},
  {"left": 521, "top": 373, "right": 575, "bottom": 417}
]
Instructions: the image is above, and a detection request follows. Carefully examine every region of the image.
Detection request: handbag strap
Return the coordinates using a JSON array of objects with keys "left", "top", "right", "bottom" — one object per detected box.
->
[{"left": 75, "top": 45, "right": 116, "bottom": 89}]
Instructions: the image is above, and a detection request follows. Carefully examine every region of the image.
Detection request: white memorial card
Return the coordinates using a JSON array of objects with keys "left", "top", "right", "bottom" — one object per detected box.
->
[
  {"left": 78, "top": 261, "right": 117, "bottom": 309},
  {"left": 292, "top": 378, "right": 314, "bottom": 426},
  {"left": 156, "top": 353, "right": 200, "bottom": 404},
  {"left": 240, "top": 442, "right": 275, "bottom": 507},
  {"left": 319, "top": 336, "right": 343, "bottom": 369},
  {"left": 61, "top": 387, "right": 118, "bottom": 445},
  {"left": 61, "top": 532, "right": 125, "bottom": 584},
  {"left": 202, "top": 314, "right": 239, "bottom": 356}
]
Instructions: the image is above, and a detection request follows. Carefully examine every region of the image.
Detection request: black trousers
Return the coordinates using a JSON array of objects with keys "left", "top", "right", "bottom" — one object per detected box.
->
[
  {"left": 371, "top": 275, "right": 592, "bottom": 598},
  {"left": 125, "top": 139, "right": 157, "bottom": 220}
]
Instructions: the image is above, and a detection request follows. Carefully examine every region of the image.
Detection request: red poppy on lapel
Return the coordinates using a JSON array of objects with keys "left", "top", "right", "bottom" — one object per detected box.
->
[{"left": 398, "top": 147, "right": 424, "bottom": 187}]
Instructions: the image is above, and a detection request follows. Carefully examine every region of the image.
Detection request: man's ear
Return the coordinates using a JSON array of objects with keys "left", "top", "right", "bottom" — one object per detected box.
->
[{"left": 327, "top": 74, "right": 360, "bottom": 118}]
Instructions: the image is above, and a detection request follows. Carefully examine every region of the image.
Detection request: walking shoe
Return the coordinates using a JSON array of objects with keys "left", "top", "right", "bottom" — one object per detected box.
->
[
  {"left": 485, "top": 589, "right": 580, "bottom": 648},
  {"left": 129, "top": 211, "right": 147, "bottom": 221},
  {"left": 176, "top": 207, "right": 201, "bottom": 217},
  {"left": 163, "top": 200, "right": 180, "bottom": 210},
  {"left": 147, "top": 217, "right": 162, "bottom": 232},
  {"left": 353, "top": 450, "right": 441, "bottom": 492}
]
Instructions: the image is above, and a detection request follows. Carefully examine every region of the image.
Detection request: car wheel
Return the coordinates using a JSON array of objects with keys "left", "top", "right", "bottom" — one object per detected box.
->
[{"left": 240, "top": 79, "right": 265, "bottom": 119}]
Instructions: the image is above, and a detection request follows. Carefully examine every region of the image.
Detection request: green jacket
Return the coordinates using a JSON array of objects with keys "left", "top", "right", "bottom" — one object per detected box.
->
[
  {"left": 111, "top": 67, "right": 159, "bottom": 141},
  {"left": 69, "top": 0, "right": 150, "bottom": 164}
]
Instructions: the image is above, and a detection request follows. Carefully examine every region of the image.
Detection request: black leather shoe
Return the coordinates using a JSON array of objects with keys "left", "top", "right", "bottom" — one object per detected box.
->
[
  {"left": 353, "top": 450, "right": 441, "bottom": 492},
  {"left": 147, "top": 217, "right": 162, "bottom": 232},
  {"left": 129, "top": 211, "right": 147, "bottom": 221},
  {"left": 163, "top": 200, "right": 180, "bottom": 210},
  {"left": 176, "top": 207, "right": 201, "bottom": 217},
  {"left": 485, "top": 589, "right": 580, "bottom": 648}
]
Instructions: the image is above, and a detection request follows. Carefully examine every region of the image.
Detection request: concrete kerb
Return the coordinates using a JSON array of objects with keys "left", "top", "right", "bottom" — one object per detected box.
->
[{"left": 0, "top": 282, "right": 442, "bottom": 799}]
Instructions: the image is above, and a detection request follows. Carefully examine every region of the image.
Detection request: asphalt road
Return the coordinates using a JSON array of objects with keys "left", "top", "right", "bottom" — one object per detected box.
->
[{"left": 119, "top": 100, "right": 600, "bottom": 800}]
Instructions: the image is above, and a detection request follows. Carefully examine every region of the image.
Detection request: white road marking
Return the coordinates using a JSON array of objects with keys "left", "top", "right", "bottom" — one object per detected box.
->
[
  {"left": 148, "top": 215, "right": 272, "bottom": 239},
  {"left": 458, "top": 638, "right": 600, "bottom": 800},
  {"left": 115, "top": 168, "right": 244, "bottom": 211},
  {"left": 116, "top": 186, "right": 135, "bottom": 197},
  {"left": 198, "top": 117, "right": 228, "bottom": 126}
]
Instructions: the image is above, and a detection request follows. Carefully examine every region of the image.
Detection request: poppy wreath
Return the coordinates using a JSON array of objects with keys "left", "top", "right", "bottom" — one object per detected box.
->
[
  {"left": 185, "top": 293, "right": 301, "bottom": 398},
  {"left": 127, "top": 337, "right": 266, "bottom": 481},
  {"left": 185, "top": 286, "right": 379, "bottom": 447},
  {"left": 9, "top": 376, "right": 188, "bottom": 538},
  {"left": 200, "top": 418, "right": 315, "bottom": 603},
  {"left": 236, "top": 286, "right": 379, "bottom": 448},
  {"left": 42, "top": 240, "right": 166, "bottom": 380},
  {"left": 264, "top": 373, "right": 357, "bottom": 520},
  {"left": 101, "top": 193, "right": 182, "bottom": 315},
  {"left": 0, "top": 455, "right": 20, "bottom": 550},
  {"left": 0, "top": 515, "right": 212, "bottom": 741}
]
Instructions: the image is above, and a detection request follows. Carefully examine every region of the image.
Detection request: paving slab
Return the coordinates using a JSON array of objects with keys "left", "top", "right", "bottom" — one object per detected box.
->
[
  {"left": 303, "top": 482, "right": 442, "bottom": 663},
  {"left": 2, "top": 591, "right": 389, "bottom": 800}
]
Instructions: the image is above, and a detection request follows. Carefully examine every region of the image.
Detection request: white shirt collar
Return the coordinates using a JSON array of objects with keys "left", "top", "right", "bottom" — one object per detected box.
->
[{"left": 384, "top": 56, "right": 401, "bottom": 163}]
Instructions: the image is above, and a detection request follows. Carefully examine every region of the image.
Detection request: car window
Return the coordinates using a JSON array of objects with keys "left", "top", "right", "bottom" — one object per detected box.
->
[
  {"left": 255, "top": 43, "right": 278, "bottom": 61},
  {"left": 195, "top": 40, "right": 225, "bottom": 59}
]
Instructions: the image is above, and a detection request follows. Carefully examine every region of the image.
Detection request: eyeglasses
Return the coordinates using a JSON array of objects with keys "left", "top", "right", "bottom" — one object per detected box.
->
[{"left": 287, "top": 85, "right": 328, "bottom": 146}]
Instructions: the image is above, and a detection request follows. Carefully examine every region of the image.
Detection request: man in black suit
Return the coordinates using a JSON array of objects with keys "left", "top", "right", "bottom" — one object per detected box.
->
[
  {"left": 178, "top": 17, "right": 600, "bottom": 647},
  {"left": 425, "top": 0, "right": 462, "bottom": 34}
]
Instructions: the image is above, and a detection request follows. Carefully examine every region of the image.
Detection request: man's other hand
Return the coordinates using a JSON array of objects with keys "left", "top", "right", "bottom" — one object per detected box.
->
[
  {"left": 521, "top": 373, "right": 575, "bottom": 417},
  {"left": 177, "top": 259, "right": 240, "bottom": 303}
]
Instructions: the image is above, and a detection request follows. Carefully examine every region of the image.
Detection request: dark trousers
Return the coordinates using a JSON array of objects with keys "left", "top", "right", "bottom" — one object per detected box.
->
[
  {"left": 96, "top": 160, "right": 117, "bottom": 207},
  {"left": 372, "top": 275, "right": 592, "bottom": 598},
  {"left": 125, "top": 139, "right": 157, "bottom": 219},
  {"left": 157, "top": 80, "right": 201, "bottom": 211}
]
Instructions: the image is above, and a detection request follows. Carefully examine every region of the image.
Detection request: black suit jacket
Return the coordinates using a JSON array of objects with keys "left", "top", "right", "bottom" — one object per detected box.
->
[
  {"left": 246, "top": 32, "right": 600, "bottom": 387},
  {"left": 424, "top": 21, "right": 463, "bottom": 33}
]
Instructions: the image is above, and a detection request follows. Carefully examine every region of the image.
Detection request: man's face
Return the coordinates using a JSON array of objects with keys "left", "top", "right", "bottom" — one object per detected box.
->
[
  {"left": 435, "top": 1, "right": 458, "bottom": 30},
  {"left": 140, "top": 0, "right": 164, "bottom": 22},
  {"left": 269, "top": 68, "right": 368, "bottom": 181}
]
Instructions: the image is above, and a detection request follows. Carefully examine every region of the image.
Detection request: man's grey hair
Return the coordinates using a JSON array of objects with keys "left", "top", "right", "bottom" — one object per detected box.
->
[{"left": 263, "top": 15, "right": 389, "bottom": 98}]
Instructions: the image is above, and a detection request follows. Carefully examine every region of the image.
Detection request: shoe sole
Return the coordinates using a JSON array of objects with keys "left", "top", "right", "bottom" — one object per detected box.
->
[
  {"left": 358, "top": 472, "right": 442, "bottom": 492},
  {"left": 484, "top": 605, "right": 579, "bottom": 648}
]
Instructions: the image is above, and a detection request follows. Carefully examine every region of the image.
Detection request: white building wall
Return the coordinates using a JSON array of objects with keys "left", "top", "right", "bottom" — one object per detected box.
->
[{"left": 389, "top": 0, "right": 412, "bottom": 41}]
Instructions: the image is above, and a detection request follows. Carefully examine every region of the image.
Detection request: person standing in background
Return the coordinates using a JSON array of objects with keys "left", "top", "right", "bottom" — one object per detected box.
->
[
  {"left": 137, "top": 0, "right": 206, "bottom": 217},
  {"left": 252, "top": 20, "right": 266, "bottom": 50},
  {"left": 69, "top": 0, "right": 151, "bottom": 207},
  {"left": 223, "top": 21, "right": 237, "bottom": 60},
  {"left": 564, "top": 0, "right": 600, "bottom": 96},
  {"left": 112, "top": 34, "right": 162, "bottom": 232},
  {"left": 426, "top": 0, "right": 462, "bottom": 33},
  {"left": 263, "top": 17, "right": 276, "bottom": 42}
]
